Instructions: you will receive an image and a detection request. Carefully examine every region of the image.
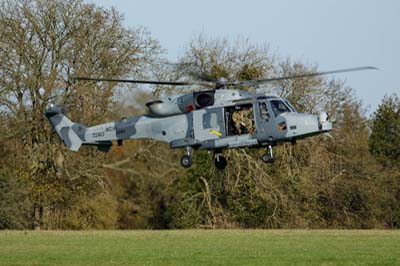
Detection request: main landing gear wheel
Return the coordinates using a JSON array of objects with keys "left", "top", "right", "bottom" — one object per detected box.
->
[
  {"left": 180, "top": 155, "right": 192, "bottom": 168},
  {"left": 181, "top": 146, "right": 193, "bottom": 168},
  {"left": 214, "top": 154, "right": 228, "bottom": 170},
  {"left": 261, "top": 145, "right": 275, "bottom": 164}
]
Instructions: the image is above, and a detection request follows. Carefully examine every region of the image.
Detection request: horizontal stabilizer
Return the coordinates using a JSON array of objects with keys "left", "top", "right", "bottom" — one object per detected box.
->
[{"left": 83, "top": 141, "right": 113, "bottom": 153}]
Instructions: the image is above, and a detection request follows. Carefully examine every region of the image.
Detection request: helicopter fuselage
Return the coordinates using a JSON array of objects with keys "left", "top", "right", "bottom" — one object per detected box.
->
[{"left": 46, "top": 89, "right": 332, "bottom": 169}]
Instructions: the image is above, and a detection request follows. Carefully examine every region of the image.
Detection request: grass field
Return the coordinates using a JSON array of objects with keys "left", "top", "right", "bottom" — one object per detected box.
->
[{"left": 0, "top": 230, "right": 399, "bottom": 266}]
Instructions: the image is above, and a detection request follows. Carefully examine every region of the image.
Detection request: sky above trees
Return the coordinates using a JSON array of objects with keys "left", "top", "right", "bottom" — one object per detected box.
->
[{"left": 91, "top": 0, "right": 399, "bottom": 115}]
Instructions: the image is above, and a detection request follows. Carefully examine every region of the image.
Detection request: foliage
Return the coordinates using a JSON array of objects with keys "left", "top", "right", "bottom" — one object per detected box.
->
[
  {"left": 0, "top": 0, "right": 160, "bottom": 229},
  {"left": 0, "top": 169, "right": 32, "bottom": 229},
  {"left": 179, "top": 36, "right": 273, "bottom": 92},
  {"left": 369, "top": 94, "right": 400, "bottom": 168}
]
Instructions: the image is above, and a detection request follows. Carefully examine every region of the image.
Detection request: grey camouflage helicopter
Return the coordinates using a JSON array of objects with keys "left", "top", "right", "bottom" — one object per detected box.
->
[{"left": 45, "top": 66, "right": 376, "bottom": 169}]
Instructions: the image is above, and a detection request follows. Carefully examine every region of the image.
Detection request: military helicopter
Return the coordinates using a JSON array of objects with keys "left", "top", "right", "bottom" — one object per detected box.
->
[{"left": 45, "top": 66, "right": 376, "bottom": 169}]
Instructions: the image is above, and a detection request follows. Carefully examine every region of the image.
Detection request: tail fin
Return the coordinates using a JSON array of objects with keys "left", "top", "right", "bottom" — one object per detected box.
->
[{"left": 45, "top": 106, "right": 85, "bottom": 151}]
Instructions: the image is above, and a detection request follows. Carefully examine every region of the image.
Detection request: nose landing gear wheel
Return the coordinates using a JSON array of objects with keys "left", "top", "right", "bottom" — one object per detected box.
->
[
  {"left": 214, "top": 155, "right": 227, "bottom": 170},
  {"left": 181, "top": 155, "right": 192, "bottom": 168},
  {"left": 261, "top": 145, "right": 275, "bottom": 164},
  {"left": 261, "top": 153, "right": 275, "bottom": 164}
]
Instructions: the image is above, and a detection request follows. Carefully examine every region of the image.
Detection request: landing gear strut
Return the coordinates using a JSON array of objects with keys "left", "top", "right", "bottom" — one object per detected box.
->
[
  {"left": 180, "top": 146, "right": 193, "bottom": 168},
  {"left": 261, "top": 145, "right": 275, "bottom": 164},
  {"left": 214, "top": 150, "right": 227, "bottom": 170}
]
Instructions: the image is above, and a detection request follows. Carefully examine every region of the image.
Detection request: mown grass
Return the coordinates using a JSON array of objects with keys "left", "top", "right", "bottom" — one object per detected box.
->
[{"left": 0, "top": 230, "right": 399, "bottom": 266}]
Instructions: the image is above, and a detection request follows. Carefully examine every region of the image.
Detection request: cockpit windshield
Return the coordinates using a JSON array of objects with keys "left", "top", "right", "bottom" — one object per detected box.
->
[
  {"left": 270, "top": 99, "right": 291, "bottom": 117},
  {"left": 284, "top": 100, "right": 297, "bottom": 113}
]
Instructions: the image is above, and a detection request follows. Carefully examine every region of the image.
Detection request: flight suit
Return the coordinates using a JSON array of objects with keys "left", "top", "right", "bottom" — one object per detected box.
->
[{"left": 233, "top": 109, "right": 255, "bottom": 134}]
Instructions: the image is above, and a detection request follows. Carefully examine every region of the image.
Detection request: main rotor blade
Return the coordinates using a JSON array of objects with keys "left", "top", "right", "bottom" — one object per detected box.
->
[
  {"left": 229, "top": 66, "right": 378, "bottom": 86},
  {"left": 73, "top": 66, "right": 378, "bottom": 89},
  {"left": 74, "top": 77, "right": 212, "bottom": 86}
]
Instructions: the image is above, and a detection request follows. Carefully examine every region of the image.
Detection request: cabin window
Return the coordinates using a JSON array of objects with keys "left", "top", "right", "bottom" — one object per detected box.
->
[{"left": 202, "top": 112, "right": 218, "bottom": 129}]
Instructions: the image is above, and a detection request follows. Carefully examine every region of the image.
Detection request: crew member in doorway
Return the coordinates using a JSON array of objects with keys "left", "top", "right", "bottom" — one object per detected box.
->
[{"left": 232, "top": 108, "right": 255, "bottom": 135}]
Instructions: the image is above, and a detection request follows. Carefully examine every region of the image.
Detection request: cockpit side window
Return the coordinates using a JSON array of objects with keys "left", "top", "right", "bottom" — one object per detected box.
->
[
  {"left": 270, "top": 100, "right": 291, "bottom": 117},
  {"left": 259, "top": 102, "right": 270, "bottom": 121}
]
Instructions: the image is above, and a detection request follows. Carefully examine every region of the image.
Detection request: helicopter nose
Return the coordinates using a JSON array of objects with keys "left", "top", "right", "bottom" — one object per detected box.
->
[
  {"left": 282, "top": 113, "right": 318, "bottom": 137},
  {"left": 282, "top": 112, "right": 332, "bottom": 140}
]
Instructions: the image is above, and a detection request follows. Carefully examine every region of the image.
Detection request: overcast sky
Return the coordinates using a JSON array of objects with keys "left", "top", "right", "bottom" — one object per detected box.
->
[{"left": 91, "top": 0, "right": 399, "bottom": 115}]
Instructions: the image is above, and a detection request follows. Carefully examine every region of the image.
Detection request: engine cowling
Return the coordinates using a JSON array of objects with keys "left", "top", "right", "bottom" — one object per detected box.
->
[
  {"left": 146, "top": 90, "right": 216, "bottom": 117},
  {"left": 146, "top": 100, "right": 183, "bottom": 116}
]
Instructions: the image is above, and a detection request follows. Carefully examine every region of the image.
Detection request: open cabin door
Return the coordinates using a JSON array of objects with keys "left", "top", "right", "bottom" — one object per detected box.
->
[{"left": 226, "top": 103, "right": 256, "bottom": 136}]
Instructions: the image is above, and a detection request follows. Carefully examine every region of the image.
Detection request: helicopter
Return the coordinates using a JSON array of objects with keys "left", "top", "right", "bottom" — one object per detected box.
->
[{"left": 45, "top": 66, "right": 376, "bottom": 169}]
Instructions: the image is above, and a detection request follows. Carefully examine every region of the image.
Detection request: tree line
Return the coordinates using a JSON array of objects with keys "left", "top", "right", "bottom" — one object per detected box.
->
[{"left": 0, "top": 0, "right": 399, "bottom": 229}]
